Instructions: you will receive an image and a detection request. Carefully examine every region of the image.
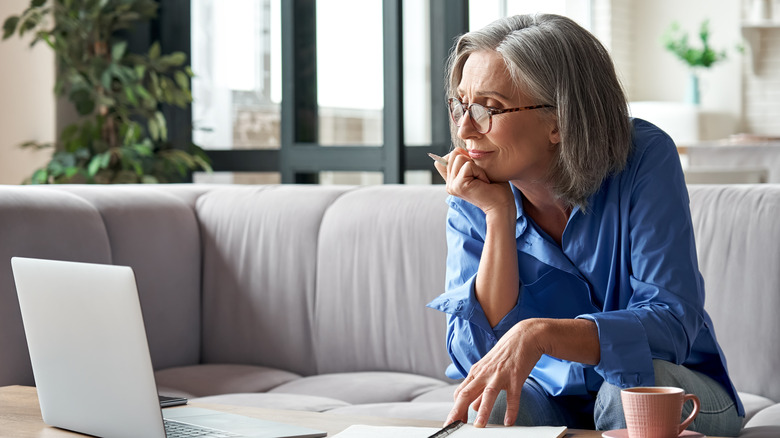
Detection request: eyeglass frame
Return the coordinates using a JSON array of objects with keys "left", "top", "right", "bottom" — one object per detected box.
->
[{"left": 447, "top": 97, "right": 555, "bottom": 134}]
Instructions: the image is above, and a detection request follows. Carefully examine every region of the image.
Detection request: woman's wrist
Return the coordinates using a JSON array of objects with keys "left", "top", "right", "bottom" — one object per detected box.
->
[
  {"left": 483, "top": 189, "right": 516, "bottom": 228},
  {"left": 517, "top": 318, "right": 600, "bottom": 366}
]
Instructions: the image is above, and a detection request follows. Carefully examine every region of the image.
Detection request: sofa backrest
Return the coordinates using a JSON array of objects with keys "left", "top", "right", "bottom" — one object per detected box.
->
[
  {"left": 0, "top": 185, "right": 206, "bottom": 387},
  {"left": 0, "top": 187, "right": 111, "bottom": 386},
  {"left": 689, "top": 184, "right": 780, "bottom": 402},
  {"left": 2, "top": 183, "right": 778, "bottom": 401},
  {"left": 197, "top": 185, "right": 354, "bottom": 376},
  {"left": 312, "top": 185, "right": 452, "bottom": 379},
  {"left": 196, "top": 184, "right": 454, "bottom": 380}
]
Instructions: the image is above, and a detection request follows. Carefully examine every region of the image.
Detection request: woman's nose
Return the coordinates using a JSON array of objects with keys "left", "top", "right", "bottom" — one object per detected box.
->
[{"left": 456, "top": 110, "right": 479, "bottom": 139}]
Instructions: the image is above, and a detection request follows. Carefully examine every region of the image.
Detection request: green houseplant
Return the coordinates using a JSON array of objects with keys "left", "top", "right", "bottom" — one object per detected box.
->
[
  {"left": 662, "top": 19, "right": 729, "bottom": 105},
  {"left": 2, "top": 0, "right": 211, "bottom": 184}
]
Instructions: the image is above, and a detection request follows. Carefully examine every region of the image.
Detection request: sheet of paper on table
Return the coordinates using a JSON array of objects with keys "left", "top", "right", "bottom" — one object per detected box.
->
[{"left": 331, "top": 424, "right": 567, "bottom": 438}]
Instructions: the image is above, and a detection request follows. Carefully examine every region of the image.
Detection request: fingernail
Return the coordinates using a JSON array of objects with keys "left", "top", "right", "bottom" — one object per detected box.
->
[{"left": 475, "top": 415, "right": 485, "bottom": 427}]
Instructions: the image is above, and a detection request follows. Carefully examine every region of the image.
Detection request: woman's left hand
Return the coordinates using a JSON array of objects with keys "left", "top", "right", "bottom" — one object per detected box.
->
[
  {"left": 445, "top": 319, "right": 545, "bottom": 428},
  {"left": 445, "top": 318, "right": 600, "bottom": 428}
]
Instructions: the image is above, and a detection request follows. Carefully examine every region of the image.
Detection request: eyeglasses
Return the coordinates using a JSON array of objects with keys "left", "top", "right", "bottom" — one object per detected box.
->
[{"left": 448, "top": 97, "right": 554, "bottom": 134}]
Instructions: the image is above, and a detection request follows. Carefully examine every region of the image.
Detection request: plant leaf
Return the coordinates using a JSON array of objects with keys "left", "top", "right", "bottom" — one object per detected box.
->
[
  {"left": 174, "top": 70, "right": 190, "bottom": 90},
  {"left": 124, "top": 86, "right": 137, "bottom": 106},
  {"left": 160, "top": 52, "right": 186, "bottom": 67},
  {"left": 111, "top": 40, "right": 127, "bottom": 61},
  {"left": 70, "top": 88, "right": 95, "bottom": 115},
  {"left": 148, "top": 41, "right": 160, "bottom": 59},
  {"left": 2, "top": 16, "right": 20, "bottom": 39},
  {"left": 155, "top": 111, "right": 167, "bottom": 141},
  {"left": 148, "top": 117, "right": 159, "bottom": 141}
]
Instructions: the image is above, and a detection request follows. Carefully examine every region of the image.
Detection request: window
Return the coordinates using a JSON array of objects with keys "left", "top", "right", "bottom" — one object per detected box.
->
[
  {"left": 469, "top": 0, "right": 592, "bottom": 31},
  {"left": 317, "top": 0, "right": 384, "bottom": 147},
  {"left": 187, "top": 0, "right": 467, "bottom": 185},
  {"left": 191, "top": 0, "right": 282, "bottom": 150},
  {"left": 190, "top": 0, "right": 282, "bottom": 184},
  {"left": 164, "top": 1, "right": 596, "bottom": 185}
]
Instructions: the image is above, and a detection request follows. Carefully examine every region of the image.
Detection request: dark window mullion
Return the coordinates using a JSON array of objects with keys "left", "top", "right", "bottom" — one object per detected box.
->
[
  {"left": 429, "top": 0, "right": 468, "bottom": 151},
  {"left": 281, "top": 0, "right": 318, "bottom": 183},
  {"left": 383, "top": 0, "right": 404, "bottom": 183},
  {"left": 287, "top": 147, "right": 384, "bottom": 172}
]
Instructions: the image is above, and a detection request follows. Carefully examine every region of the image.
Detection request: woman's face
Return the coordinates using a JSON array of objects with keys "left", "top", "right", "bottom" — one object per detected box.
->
[{"left": 455, "top": 50, "right": 559, "bottom": 184}]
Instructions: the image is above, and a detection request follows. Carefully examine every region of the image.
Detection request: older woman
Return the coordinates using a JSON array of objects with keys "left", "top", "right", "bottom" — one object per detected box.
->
[{"left": 427, "top": 14, "right": 743, "bottom": 436}]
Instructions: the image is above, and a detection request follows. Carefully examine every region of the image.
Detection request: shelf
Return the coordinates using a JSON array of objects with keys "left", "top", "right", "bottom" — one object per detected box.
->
[
  {"left": 741, "top": 20, "right": 780, "bottom": 28},
  {"left": 740, "top": 22, "right": 780, "bottom": 73}
]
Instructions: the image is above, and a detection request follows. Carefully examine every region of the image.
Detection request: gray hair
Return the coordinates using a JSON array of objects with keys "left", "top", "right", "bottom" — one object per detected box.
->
[{"left": 446, "top": 14, "right": 632, "bottom": 208}]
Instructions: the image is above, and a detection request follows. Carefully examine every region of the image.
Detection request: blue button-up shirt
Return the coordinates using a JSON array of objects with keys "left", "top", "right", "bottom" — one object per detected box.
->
[{"left": 427, "top": 118, "right": 743, "bottom": 415}]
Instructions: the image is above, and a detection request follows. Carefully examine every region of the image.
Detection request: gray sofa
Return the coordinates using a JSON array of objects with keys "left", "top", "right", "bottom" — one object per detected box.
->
[{"left": 1, "top": 183, "right": 779, "bottom": 436}]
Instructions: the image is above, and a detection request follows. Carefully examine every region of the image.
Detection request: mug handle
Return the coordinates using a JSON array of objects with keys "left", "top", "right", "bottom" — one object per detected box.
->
[{"left": 678, "top": 393, "right": 701, "bottom": 434}]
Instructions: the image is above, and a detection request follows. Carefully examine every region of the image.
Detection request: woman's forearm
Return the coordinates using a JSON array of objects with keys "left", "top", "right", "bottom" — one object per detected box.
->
[
  {"left": 475, "top": 207, "right": 520, "bottom": 327},
  {"left": 529, "top": 318, "right": 601, "bottom": 365}
]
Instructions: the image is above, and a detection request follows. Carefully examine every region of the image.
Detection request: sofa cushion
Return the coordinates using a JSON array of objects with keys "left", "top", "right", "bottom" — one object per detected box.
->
[
  {"left": 0, "top": 187, "right": 112, "bottom": 387},
  {"left": 313, "top": 185, "right": 453, "bottom": 379},
  {"left": 268, "top": 371, "right": 449, "bottom": 404},
  {"left": 411, "top": 384, "right": 458, "bottom": 403},
  {"left": 190, "top": 393, "right": 350, "bottom": 412},
  {"left": 326, "top": 402, "right": 453, "bottom": 422},
  {"left": 739, "top": 426, "right": 780, "bottom": 438},
  {"left": 154, "top": 364, "right": 301, "bottom": 397},
  {"left": 197, "top": 185, "right": 353, "bottom": 376},
  {"left": 688, "top": 185, "right": 780, "bottom": 402},
  {"left": 745, "top": 403, "right": 780, "bottom": 428},
  {"left": 49, "top": 185, "right": 204, "bottom": 371},
  {"left": 740, "top": 392, "right": 778, "bottom": 426}
]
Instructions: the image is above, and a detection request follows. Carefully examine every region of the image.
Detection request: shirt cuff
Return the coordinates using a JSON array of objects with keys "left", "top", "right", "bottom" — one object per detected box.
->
[
  {"left": 427, "top": 274, "right": 520, "bottom": 339},
  {"left": 577, "top": 311, "right": 655, "bottom": 388}
]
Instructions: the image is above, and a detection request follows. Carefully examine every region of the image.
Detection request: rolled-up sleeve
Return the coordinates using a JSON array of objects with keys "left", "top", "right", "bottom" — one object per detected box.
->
[
  {"left": 578, "top": 127, "right": 706, "bottom": 388},
  {"left": 426, "top": 198, "right": 521, "bottom": 379}
]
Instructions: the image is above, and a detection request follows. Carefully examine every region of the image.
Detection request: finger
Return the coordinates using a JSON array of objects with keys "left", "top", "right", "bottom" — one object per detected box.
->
[
  {"left": 432, "top": 160, "right": 447, "bottom": 179},
  {"left": 473, "top": 384, "right": 500, "bottom": 428},
  {"left": 452, "top": 374, "right": 473, "bottom": 401},
  {"left": 473, "top": 165, "right": 491, "bottom": 184},
  {"left": 470, "top": 393, "right": 483, "bottom": 414},
  {"left": 444, "top": 396, "right": 470, "bottom": 427},
  {"left": 447, "top": 152, "right": 470, "bottom": 180},
  {"left": 455, "top": 161, "right": 486, "bottom": 190},
  {"left": 503, "top": 384, "right": 522, "bottom": 426},
  {"left": 447, "top": 378, "right": 481, "bottom": 426}
]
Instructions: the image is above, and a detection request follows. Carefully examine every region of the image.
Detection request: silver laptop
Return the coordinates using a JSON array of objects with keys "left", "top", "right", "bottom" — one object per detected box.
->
[{"left": 11, "top": 257, "right": 326, "bottom": 438}]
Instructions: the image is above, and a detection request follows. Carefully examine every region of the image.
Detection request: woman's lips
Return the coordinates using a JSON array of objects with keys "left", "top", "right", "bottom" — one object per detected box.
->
[{"left": 468, "top": 149, "right": 493, "bottom": 160}]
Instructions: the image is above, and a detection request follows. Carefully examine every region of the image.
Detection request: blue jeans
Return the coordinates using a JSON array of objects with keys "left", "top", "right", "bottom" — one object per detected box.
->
[{"left": 468, "top": 360, "right": 743, "bottom": 437}]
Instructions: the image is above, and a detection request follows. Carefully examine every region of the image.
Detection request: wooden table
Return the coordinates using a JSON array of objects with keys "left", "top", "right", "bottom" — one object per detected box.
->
[{"left": 0, "top": 385, "right": 605, "bottom": 437}]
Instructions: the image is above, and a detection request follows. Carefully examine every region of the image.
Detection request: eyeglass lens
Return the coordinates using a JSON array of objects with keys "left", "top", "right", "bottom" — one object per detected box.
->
[{"left": 450, "top": 100, "right": 491, "bottom": 133}]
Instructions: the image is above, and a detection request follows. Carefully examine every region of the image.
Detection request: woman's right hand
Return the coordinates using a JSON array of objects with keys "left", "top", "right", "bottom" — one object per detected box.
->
[{"left": 433, "top": 148, "right": 514, "bottom": 217}]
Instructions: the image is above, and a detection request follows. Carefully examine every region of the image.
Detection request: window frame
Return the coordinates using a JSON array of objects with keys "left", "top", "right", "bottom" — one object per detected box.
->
[{"left": 155, "top": 0, "right": 467, "bottom": 184}]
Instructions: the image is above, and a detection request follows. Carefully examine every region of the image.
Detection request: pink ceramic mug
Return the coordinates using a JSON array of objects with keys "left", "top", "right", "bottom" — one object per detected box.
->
[{"left": 621, "top": 387, "right": 700, "bottom": 438}]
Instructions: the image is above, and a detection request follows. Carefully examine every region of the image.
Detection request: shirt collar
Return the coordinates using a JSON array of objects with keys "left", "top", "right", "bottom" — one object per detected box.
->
[{"left": 511, "top": 183, "right": 582, "bottom": 278}]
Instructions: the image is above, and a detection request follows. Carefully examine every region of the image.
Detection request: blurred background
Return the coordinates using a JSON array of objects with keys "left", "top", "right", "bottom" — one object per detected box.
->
[{"left": 1, "top": 0, "right": 773, "bottom": 186}]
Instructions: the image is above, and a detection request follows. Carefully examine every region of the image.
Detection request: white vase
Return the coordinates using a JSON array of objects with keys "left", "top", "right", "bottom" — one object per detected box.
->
[
  {"left": 773, "top": 0, "right": 780, "bottom": 21},
  {"left": 750, "top": 0, "right": 770, "bottom": 21}
]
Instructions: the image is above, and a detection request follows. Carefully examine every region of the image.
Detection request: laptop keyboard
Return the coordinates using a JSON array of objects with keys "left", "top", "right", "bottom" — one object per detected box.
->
[{"left": 164, "top": 418, "right": 241, "bottom": 437}]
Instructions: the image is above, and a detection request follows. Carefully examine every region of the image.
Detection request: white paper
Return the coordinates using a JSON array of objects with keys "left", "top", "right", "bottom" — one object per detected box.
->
[{"left": 332, "top": 424, "right": 568, "bottom": 438}]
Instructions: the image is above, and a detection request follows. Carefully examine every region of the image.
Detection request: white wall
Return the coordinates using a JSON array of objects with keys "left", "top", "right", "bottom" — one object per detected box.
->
[
  {"left": 627, "top": 0, "right": 744, "bottom": 139},
  {"left": 0, "top": 0, "right": 55, "bottom": 185}
]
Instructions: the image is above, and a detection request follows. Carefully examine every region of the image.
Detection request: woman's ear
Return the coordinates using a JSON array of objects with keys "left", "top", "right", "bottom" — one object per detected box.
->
[{"left": 549, "top": 125, "right": 561, "bottom": 145}]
